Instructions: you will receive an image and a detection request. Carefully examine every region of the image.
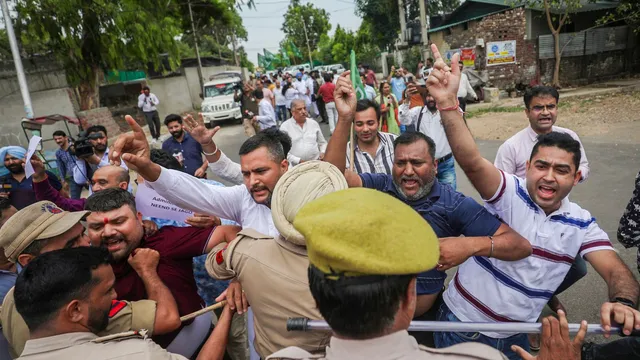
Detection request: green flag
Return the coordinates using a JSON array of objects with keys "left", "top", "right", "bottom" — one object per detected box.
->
[
  {"left": 289, "top": 41, "right": 303, "bottom": 59},
  {"left": 257, "top": 53, "right": 266, "bottom": 68},
  {"left": 350, "top": 50, "right": 366, "bottom": 100},
  {"left": 264, "top": 49, "right": 276, "bottom": 62},
  {"left": 280, "top": 48, "right": 291, "bottom": 66}
]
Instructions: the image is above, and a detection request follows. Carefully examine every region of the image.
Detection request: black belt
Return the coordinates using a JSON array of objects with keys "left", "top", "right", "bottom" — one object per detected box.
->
[{"left": 437, "top": 153, "right": 453, "bottom": 163}]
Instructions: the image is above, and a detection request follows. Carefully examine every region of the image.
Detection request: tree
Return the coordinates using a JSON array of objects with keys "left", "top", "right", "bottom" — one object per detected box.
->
[
  {"left": 355, "top": 0, "right": 460, "bottom": 51},
  {"left": 14, "top": 0, "right": 184, "bottom": 110},
  {"left": 517, "top": 0, "right": 582, "bottom": 87},
  {"left": 281, "top": 0, "right": 331, "bottom": 64},
  {"left": 598, "top": 0, "right": 640, "bottom": 33}
]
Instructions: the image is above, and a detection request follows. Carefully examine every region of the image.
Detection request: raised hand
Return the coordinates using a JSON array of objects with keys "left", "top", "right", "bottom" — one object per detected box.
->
[
  {"left": 110, "top": 115, "right": 150, "bottom": 172},
  {"left": 182, "top": 113, "right": 221, "bottom": 146},
  {"left": 426, "top": 43, "right": 461, "bottom": 110},
  {"left": 28, "top": 157, "right": 47, "bottom": 182},
  {"left": 333, "top": 71, "right": 357, "bottom": 123}
]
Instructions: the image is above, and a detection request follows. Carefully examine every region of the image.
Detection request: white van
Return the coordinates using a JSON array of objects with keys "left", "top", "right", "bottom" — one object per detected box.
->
[{"left": 201, "top": 73, "right": 243, "bottom": 125}]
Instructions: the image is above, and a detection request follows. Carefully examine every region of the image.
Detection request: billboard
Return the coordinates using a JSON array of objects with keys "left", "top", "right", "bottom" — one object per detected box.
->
[{"left": 486, "top": 40, "right": 517, "bottom": 66}]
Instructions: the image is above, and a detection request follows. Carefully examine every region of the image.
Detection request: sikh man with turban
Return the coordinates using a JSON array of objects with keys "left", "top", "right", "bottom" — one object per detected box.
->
[
  {"left": 206, "top": 160, "right": 347, "bottom": 358},
  {"left": 0, "top": 146, "right": 62, "bottom": 210}
]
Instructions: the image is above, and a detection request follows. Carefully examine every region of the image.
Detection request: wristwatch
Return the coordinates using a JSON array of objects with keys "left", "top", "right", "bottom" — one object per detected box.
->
[{"left": 613, "top": 297, "right": 637, "bottom": 309}]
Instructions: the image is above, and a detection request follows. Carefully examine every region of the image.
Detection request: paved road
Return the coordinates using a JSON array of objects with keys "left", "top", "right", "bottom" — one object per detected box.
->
[{"left": 207, "top": 120, "right": 640, "bottom": 344}]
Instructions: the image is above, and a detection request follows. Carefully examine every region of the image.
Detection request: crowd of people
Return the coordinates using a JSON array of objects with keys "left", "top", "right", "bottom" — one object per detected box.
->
[{"left": 0, "top": 43, "right": 638, "bottom": 360}]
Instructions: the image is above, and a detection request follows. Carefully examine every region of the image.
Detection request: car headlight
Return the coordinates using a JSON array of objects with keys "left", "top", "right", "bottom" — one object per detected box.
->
[
  {"left": 232, "top": 102, "right": 240, "bottom": 108},
  {"left": 202, "top": 105, "right": 211, "bottom": 112}
]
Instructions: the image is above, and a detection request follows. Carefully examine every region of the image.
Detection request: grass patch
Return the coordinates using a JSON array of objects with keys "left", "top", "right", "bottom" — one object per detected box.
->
[{"left": 466, "top": 106, "right": 523, "bottom": 119}]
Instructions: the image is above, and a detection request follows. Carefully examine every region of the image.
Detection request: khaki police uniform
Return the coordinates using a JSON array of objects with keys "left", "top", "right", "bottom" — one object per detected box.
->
[
  {"left": 266, "top": 330, "right": 507, "bottom": 359},
  {"left": 206, "top": 229, "right": 330, "bottom": 359},
  {"left": 16, "top": 330, "right": 186, "bottom": 360},
  {"left": 2, "top": 287, "right": 157, "bottom": 358}
]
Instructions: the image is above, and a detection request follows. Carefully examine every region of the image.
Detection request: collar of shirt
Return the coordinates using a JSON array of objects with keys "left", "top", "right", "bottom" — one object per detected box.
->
[
  {"left": 21, "top": 332, "right": 98, "bottom": 356},
  {"left": 325, "top": 330, "right": 420, "bottom": 359}
]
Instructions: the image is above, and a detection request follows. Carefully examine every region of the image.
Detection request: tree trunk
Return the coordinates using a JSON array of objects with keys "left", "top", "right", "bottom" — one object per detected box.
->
[
  {"left": 552, "top": 30, "right": 561, "bottom": 87},
  {"left": 78, "top": 65, "right": 100, "bottom": 111}
]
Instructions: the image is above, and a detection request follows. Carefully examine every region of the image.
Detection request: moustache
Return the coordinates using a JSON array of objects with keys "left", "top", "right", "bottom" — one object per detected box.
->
[
  {"left": 101, "top": 233, "right": 126, "bottom": 246},
  {"left": 400, "top": 175, "right": 423, "bottom": 185},
  {"left": 250, "top": 185, "right": 269, "bottom": 193}
]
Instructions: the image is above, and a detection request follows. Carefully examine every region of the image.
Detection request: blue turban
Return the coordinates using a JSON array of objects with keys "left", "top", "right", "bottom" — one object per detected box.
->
[{"left": 0, "top": 146, "right": 27, "bottom": 177}]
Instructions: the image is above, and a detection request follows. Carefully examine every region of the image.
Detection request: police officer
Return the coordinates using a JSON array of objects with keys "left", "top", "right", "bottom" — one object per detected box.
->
[
  {"left": 206, "top": 160, "right": 347, "bottom": 358},
  {"left": 13, "top": 247, "right": 234, "bottom": 360},
  {"left": 267, "top": 188, "right": 582, "bottom": 360},
  {"left": 0, "top": 201, "right": 180, "bottom": 357}
]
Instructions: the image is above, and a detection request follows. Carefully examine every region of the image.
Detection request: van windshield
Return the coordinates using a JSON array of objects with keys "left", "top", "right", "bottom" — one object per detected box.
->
[{"left": 204, "top": 83, "right": 237, "bottom": 98}]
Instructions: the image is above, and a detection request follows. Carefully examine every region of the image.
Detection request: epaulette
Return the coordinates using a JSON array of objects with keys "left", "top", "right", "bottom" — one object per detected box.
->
[{"left": 92, "top": 329, "right": 149, "bottom": 343}]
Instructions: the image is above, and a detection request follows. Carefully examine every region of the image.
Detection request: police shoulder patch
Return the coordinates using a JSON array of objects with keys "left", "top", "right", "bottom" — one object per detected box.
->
[{"left": 109, "top": 300, "right": 127, "bottom": 318}]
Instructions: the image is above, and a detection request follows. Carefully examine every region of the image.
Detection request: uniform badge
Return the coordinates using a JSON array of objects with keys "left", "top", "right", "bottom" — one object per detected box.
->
[{"left": 109, "top": 300, "right": 127, "bottom": 318}]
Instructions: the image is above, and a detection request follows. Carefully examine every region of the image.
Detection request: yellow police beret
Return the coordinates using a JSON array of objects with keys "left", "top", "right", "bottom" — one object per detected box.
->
[{"left": 293, "top": 188, "right": 439, "bottom": 279}]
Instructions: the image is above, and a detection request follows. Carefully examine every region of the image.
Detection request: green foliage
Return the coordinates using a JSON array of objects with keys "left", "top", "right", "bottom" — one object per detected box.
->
[
  {"left": 402, "top": 46, "right": 423, "bottom": 77},
  {"left": 281, "top": 0, "right": 331, "bottom": 60},
  {"left": 355, "top": 0, "right": 461, "bottom": 51},
  {"left": 598, "top": 0, "right": 640, "bottom": 33}
]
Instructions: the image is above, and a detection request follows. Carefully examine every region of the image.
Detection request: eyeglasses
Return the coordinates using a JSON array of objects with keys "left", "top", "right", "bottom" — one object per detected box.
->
[{"left": 530, "top": 104, "right": 557, "bottom": 112}]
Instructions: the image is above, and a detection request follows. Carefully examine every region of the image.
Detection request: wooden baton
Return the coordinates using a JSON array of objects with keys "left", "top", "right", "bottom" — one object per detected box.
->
[{"left": 180, "top": 300, "right": 227, "bottom": 322}]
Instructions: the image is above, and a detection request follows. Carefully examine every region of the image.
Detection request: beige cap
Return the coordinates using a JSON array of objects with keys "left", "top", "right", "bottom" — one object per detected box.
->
[{"left": 0, "top": 201, "right": 89, "bottom": 262}]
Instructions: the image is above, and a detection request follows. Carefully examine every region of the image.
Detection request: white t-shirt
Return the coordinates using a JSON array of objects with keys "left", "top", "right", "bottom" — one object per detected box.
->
[{"left": 443, "top": 170, "right": 613, "bottom": 338}]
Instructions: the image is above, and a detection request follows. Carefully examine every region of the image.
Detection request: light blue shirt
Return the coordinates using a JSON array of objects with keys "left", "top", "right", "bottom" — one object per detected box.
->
[
  {"left": 365, "top": 85, "right": 376, "bottom": 101},
  {"left": 389, "top": 77, "right": 406, "bottom": 101}
]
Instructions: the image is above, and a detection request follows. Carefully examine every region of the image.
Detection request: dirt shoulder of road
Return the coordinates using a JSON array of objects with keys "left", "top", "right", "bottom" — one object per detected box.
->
[{"left": 466, "top": 90, "right": 640, "bottom": 143}]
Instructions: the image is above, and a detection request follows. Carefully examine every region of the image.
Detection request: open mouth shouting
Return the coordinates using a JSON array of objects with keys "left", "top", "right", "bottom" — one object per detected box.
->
[{"left": 537, "top": 184, "right": 557, "bottom": 200}]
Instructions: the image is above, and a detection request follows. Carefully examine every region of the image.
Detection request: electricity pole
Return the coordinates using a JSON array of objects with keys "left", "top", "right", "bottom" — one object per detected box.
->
[
  {"left": 418, "top": 0, "right": 430, "bottom": 61},
  {"left": 1, "top": 0, "right": 34, "bottom": 118},
  {"left": 231, "top": 33, "right": 240, "bottom": 67},
  {"left": 188, "top": 0, "right": 205, "bottom": 93},
  {"left": 301, "top": 17, "right": 313, "bottom": 66}
]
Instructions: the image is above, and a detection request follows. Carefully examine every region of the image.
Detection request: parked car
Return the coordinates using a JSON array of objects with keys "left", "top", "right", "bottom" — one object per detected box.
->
[
  {"left": 327, "top": 64, "right": 346, "bottom": 75},
  {"left": 201, "top": 73, "right": 243, "bottom": 126}
]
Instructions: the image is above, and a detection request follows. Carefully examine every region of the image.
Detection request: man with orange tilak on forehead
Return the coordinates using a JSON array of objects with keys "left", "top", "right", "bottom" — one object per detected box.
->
[{"left": 426, "top": 43, "right": 640, "bottom": 359}]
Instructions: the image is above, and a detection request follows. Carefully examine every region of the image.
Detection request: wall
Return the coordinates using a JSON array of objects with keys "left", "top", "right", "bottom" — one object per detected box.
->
[
  {"left": 0, "top": 88, "right": 78, "bottom": 149},
  {"left": 77, "top": 107, "right": 122, "bottom": 138},
  {"left": 147, "top": 75, "right": 193, "bottom": 118},
  {"left": 431, "top": 8, "right": 538, "bottom": 90},
  {"left": 539, "top": 49, "right": 630, "bottom": 85}
]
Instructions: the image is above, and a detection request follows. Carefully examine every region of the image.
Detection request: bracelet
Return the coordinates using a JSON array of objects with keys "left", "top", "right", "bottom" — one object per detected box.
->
[
  {"left": 202, "top": 144, "right": 219, "bottom": 156},
  {"left": 437, "top": 99, "right": 464, "bottom": 114},
  {"left": 613, "top": 297, "right": 637, "bottom": 309},
  {"left": 488, "top": 236, "right": 494, "bottom": 258}
]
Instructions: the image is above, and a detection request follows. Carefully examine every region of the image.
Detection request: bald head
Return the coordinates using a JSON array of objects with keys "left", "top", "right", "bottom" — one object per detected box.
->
[{"left": 91, "top": 166, "right": 130, "bottom": 192}]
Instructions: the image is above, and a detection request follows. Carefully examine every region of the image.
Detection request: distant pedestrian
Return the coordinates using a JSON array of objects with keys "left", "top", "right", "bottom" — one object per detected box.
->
[
  {"left": 318, "top": 73, "right": 337, "bottom": 134},
  {"left": 273, "top": 80, "right": 288, "bottom": 125},
  {"left": 457, "top": 62, "right": 478, "bottom": 112},
  {"left": 137, "top": 86, "right": 161, "bottom": 144},
  {"left": 253, "top": 89, "right": 277, "bottom": 130},
  {"left": 52, "top": 131, "right": 82, "bottom": 199}
]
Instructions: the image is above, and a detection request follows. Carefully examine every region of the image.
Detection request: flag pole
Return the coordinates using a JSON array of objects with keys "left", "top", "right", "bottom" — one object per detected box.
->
[{"left": 350, "top": 126, "right": 355, "bottom": 170}]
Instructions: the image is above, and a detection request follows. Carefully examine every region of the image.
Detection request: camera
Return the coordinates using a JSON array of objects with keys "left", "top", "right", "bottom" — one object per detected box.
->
[{"left": 70, "top": 131, "right": 99, "bottom": 158}]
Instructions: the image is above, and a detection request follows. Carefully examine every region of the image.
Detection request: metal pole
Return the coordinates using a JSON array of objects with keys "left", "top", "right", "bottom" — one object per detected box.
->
[
  {"left": 188, "top": 0, "right": 205, "bottom": 94},
  {"left": 397, "top": 0, "right": 407, "bottom": 46},
  {"left": 231, "top": 33, "right": 240, "bottom": 67},
  {"left": 418, "top": 0, "right": 430, "bottom": 62},
  {"left": 301, "top": 17, "right": 313, "bottom": 66},
  {"left": 1, "top": 0, "right": 34, "bottom": 118},
  {"left": 287, "top": 318, "right": 630, "bottom": 336}
]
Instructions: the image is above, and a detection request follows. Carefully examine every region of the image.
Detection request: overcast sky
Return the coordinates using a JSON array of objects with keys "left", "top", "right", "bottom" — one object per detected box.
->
[{"left": 238, "top": 0, "right": 363, "bottom": 64}]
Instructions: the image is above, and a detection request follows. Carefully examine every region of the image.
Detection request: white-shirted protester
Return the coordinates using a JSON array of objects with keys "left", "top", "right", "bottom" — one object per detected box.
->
[
  {"left": 398, "top": 103, "right": 452, "bottom": 161},
  {"left": 279, "top": 116, "right": 327, "bottom": 167},
  {"left": 495, "top": 125, "right": 590, "bottom": 181},
  {"left": 443, "top": 170, "right": 613, "bottom": 337},
  {"left": 256, "top": 98, "right": 277, "bottom": 130}
]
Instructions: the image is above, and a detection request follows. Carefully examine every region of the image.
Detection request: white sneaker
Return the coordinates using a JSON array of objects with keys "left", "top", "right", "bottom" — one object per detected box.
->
[{"left": 150, "top": 139, "right": 157, "bottom": 145}]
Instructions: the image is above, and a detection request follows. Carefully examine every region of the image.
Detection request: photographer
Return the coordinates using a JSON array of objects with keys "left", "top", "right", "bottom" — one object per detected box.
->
[
  {"left": 234, "top": 81, "right": 260, "bottom": 137},
  {"left": 137, "top": 86, "right": 161, "bottom": 143},
  {"left": 0, "top": 146, "right": 61, "bottom": 210},
  {"left": 72, "top": 125, "right": 128, "bottom": 192}
]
